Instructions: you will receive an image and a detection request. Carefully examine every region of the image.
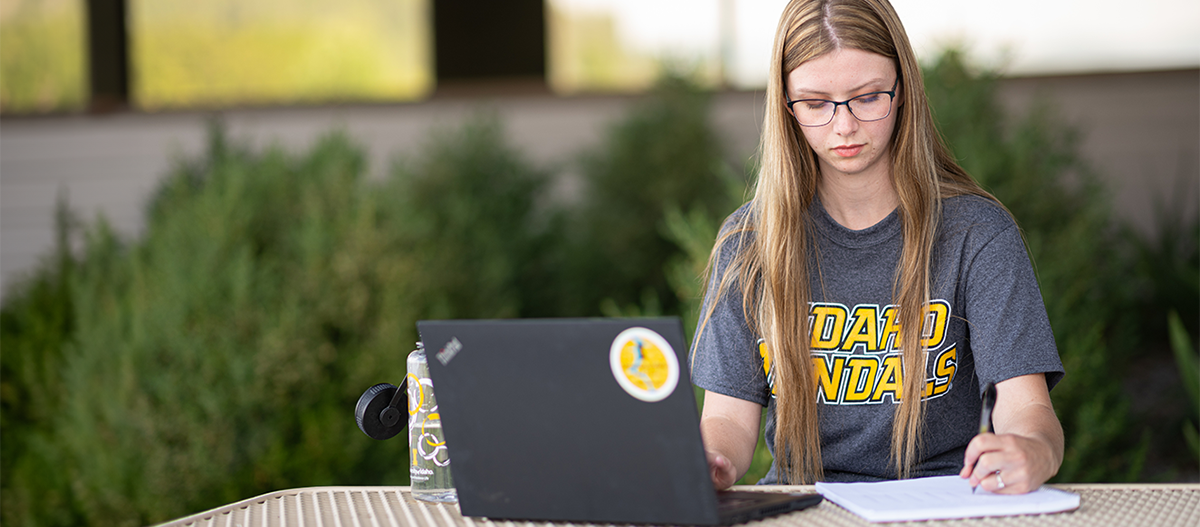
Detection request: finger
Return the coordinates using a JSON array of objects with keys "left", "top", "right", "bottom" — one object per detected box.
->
[
  {"left": 986, "top": 469, "right": 1023, "bottom": 495},
  {"left": 961, "top": 433, "right": 1000, "bottom": 482},
  {"left": 970, "top": 451, "right": 1008, "bottom": 487},
  {"left": 961, "top": 443, "right": 982, "bottom": 479},
  {"left": 983, "top": 471, "right": 1003, "bottom": 493},
  {"left": 964, "top": 432, "right": 1001, "bottom": 459},
  {"left": 973, "top": 435, "right": 1034, "bottom": 486},
  {"left": 974, "top": 450, "right": 1030, "bottom": 492},
  {"left": 993, "top": 466, "right": 1032, "bottom": 495}
]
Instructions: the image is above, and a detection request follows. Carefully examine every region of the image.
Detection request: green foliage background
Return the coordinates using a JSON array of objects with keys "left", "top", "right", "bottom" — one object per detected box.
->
[{"left": 2, "top": 53, "right": 1197, "bottom": 525}]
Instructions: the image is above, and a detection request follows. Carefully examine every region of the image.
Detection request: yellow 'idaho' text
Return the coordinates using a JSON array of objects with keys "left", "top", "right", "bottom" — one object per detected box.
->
[{"left": 810, "top": 301, "right": 950, "bottom": 352}]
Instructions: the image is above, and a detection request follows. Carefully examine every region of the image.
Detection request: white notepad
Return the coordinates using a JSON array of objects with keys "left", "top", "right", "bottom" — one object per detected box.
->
[{"left": 815, "top": 475, "right": 1080, "bottom": 522}]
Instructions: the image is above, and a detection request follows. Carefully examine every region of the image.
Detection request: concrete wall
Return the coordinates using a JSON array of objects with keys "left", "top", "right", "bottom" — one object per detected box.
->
[
  {"left": 2, "top": 69, "right": 1196, "bottom": 300},
  {"left": 997, "top": 69, "right": 1199, "bottom": 234}
]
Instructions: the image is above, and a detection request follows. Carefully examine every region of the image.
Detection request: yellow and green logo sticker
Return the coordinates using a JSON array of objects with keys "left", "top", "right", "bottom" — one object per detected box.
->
[{"left": 609, "top": 327, "right": 679, "bottom": 402}]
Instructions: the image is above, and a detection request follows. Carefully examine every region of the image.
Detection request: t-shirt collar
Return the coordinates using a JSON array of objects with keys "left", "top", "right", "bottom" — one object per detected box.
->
[{"left": 810, "top": 195, "right": 901, "bottom": 248}]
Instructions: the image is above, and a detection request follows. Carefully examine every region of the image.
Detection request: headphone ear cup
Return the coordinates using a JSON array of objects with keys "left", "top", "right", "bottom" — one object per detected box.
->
[{"left": 356, "top": 383, "right": 404, "bottom": 440}]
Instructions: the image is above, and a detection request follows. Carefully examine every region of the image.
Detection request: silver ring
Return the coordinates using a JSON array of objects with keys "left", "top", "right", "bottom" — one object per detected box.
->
[{"left": 995, "top": 471, "right": 1005, "bottom": 490}]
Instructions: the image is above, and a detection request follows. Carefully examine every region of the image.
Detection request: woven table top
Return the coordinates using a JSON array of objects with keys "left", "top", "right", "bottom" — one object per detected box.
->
[{"left": 156, "top": 484, "right": 1200, "bottom": 527}]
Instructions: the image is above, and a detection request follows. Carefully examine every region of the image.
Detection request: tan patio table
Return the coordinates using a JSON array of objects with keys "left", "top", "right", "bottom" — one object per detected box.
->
[{"left": 155, "top": 483, "right": 1198, "bottom": 527}]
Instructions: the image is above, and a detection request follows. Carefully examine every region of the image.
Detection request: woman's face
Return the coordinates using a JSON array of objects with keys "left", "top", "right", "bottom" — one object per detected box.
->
[{"left": 785, "top": 48, "right": 900, "bottom": 184}]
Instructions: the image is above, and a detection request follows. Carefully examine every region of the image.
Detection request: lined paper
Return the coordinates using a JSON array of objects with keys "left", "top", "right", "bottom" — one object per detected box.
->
[{"left": 816, "top": 475, "right": 1080, "bottom": 522}]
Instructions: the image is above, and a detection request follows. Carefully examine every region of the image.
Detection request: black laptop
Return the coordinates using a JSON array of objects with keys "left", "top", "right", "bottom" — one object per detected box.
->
[{"left": 417, "top": 318, "right": 822, "bottom": 525}]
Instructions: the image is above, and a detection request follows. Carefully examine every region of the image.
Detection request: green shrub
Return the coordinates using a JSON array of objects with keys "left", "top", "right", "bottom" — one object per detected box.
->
[
  {"left": 379, "top": 113, "right": 555, "bottom": 319},
  {"left": 0, "top": 116, "right": 556, "bottom": 525},
  {"left": 1128, "top": 197, "right": 1200, "bottom": 343},
  {"left": 54, "top": 128, "right": 412, "bottom": 525},
  {"left": 1168, "top": 310, "right": 1199, "bottom": 461},
  {"left": 563, "top": 73, "right": 739, "bottom": 317},
  {"left": 1, "top": 200, "right": 86, "bottom": 525}
]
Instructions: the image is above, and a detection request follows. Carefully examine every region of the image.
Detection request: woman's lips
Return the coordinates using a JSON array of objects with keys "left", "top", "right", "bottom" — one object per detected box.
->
[{"left": 833, "top": 144, "right": 864, "bottom": 157}]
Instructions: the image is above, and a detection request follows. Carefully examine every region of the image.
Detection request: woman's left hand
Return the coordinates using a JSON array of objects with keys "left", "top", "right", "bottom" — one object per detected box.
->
[{"left": 960, "top": 374, "right": 1064, "bottom": 494}]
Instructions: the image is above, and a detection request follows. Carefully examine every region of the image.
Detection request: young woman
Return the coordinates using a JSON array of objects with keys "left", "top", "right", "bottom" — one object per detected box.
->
[{"left": 690, "top": 0, "right": 1065, "bottom": 494}]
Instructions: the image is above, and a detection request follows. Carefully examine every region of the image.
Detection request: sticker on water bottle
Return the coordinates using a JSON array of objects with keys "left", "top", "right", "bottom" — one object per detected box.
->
[{"left": 609, "top": 327, "right": 679, "bottom": 402}]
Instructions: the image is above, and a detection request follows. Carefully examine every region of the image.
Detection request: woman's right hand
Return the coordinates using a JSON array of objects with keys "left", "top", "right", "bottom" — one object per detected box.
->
[
  {"left": 699, "top": 391, "right": 763, "bottom": 490},
  {"left": 707, "top": 450, "right": 740, "bottom": 490}
]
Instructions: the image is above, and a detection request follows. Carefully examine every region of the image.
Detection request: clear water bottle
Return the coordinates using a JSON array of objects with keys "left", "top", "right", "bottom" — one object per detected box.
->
[{"left": 407, "top": 342, "right": 457, "bottom": 503}]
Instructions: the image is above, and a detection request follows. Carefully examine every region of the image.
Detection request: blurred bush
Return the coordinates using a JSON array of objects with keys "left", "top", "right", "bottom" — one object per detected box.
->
[
  {"left": 1168, "top": 310, "right": 1199, "bottom": 461},
  {"left": 2, "top": 51, "right": 1197, "bottom": 526},
  {"left": 0, "top": 117, "right": 552, "bottom": 525},
  {"left": 4, "top": 128, "right": 409, "bottom": 525},
  {"left": 562, "top": 73, "right": 739, "bottom": 319},
  {"left": 380, "top": 114, "right": 557, "bottom": 319},
  {"left": 1, "top": 200, "right": 82, "bottom": 525}
]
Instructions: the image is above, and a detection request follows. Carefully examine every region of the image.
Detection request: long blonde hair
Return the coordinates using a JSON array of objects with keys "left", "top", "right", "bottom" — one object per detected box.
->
[{"left": 697, "top": 0, "right": 996, "bottom": 484}]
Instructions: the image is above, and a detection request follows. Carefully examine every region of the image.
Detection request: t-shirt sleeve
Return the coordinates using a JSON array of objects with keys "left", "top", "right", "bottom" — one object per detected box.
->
[
  {"left": 689, "top": 220, "right": 772, "bottom": 407},
  {"left": 963, "top": 220, "right": 1065, "bottom": 391}
]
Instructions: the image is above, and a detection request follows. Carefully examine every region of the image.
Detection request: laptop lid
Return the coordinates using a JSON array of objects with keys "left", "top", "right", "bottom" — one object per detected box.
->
[{"left": 417, "top": 318, "right": 818, "bottom": 525}]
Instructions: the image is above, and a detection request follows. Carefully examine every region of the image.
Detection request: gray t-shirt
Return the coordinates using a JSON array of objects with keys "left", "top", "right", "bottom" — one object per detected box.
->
[{"left": 690, "top": 195, "right": 1064, "bottom": 483}]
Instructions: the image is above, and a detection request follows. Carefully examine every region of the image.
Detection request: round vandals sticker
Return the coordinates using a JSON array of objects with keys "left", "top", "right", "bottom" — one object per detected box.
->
[{"left": 609, "top": 327, "right": 679, "bottom": 402}]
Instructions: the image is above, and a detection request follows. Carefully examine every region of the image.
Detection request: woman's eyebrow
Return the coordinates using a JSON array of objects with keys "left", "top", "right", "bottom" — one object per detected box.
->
[{"left": 791, "top": 78, "right": 891, "bottom": 98}]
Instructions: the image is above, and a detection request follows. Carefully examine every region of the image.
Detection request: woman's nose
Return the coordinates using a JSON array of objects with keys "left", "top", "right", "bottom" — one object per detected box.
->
[{"left": 831, "top": 104, "right": 858, "bottom": 134}]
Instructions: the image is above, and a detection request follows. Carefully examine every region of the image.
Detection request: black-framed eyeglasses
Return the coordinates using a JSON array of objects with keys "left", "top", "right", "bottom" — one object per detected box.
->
[{"left": 786, "top": 78, "right": 898, "bottom": 127}]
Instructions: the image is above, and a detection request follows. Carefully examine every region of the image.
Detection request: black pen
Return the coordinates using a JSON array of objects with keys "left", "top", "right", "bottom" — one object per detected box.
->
[{"left": 971, "top": 382, "right": 997, "bottom": 494}]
